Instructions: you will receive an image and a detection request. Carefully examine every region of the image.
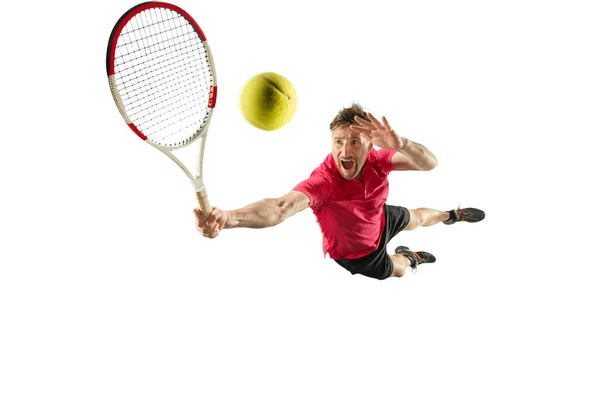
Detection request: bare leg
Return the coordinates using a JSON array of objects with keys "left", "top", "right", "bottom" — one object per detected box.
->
[
  {"left": 404, "top": 208, "right": 451, "bottom": 231},
  {"left": 389, "top": 253, "right": 412, "bottom": 278}
]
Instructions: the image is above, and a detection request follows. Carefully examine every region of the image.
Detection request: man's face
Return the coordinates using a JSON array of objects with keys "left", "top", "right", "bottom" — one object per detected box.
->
[{"left": 331, "top": 127, "right": 372, "bottom": 180}]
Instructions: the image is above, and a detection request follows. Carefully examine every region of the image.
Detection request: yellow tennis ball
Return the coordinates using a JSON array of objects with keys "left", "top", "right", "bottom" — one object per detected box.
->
[{"left": 240, "top": 72, "right": 297, "bottom": 131}]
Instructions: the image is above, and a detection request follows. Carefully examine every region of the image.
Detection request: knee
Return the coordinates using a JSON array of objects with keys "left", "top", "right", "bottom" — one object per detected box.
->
[
  {"left": 389, "top": 254, "right": 408, "bottom": 278},
  {"left": 414, "top": 209, "right": 424, "bottom": 225},
  {"left": 407, "top": 209, "right": 424, "bottom": 229},
  {"left": 390, "top": 266, "right": 405, "bottom": 278}
]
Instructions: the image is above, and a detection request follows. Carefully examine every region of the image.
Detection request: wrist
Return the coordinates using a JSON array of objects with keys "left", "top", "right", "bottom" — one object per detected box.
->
[
  {"left": 224, "top": 210, "right": 235, "bottom": 229},
  {"left": 398, "top": 137, "right": 412, "bottom": 152}
]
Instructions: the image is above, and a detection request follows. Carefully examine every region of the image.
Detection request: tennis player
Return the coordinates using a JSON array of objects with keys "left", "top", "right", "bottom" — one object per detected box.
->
[{"left": 194, "top": 103, "right": 484, "bottom": 279}]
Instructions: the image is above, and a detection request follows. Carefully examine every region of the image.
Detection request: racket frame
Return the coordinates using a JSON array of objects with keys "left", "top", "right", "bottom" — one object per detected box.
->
[{"left": 106, "top": 1, "right": 217, "bottom": 216}]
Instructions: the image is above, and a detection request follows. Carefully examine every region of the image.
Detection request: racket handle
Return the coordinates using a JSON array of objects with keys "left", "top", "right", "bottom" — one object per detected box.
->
[{"left": 195, "top": 188, "right": 213, "bottom": 217}]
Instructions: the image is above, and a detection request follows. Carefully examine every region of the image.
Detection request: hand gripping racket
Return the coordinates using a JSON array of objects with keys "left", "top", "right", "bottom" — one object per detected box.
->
[{"left": 106, "top": 2, "right": 217, "bottom": 217}]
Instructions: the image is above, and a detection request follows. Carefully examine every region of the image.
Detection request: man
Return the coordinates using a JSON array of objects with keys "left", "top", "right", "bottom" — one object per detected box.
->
[{"left": 194, "top": 103, "right": 484, "bottom": 280}]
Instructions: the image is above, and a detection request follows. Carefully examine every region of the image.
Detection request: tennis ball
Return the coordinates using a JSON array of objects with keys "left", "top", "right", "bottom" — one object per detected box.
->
[{"left": 240, "top": 72, "right": 297, "bottom": 131}]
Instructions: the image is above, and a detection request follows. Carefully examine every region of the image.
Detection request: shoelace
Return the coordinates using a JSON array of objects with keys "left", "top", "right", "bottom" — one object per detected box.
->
[
  {"left": 458, "top": 209, "right": 471, "bottom": 221},
  {"left": 410, "top": 251, "right": 421, "bottom": 274}
]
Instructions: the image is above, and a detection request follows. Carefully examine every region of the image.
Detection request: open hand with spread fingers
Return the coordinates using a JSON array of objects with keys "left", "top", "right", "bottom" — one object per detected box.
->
[{"left": 350, "top": 112, "right": 406, "bottom": 150}]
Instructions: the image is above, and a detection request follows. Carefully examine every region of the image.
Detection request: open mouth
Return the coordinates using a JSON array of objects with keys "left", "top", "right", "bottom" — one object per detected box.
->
[{"left": 341, "top": 159, "right": 355, "bottom": 170}]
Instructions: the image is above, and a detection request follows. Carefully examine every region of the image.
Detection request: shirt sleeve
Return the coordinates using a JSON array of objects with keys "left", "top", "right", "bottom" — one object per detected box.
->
[
  {"left": 374, "top": 148, "right": 397, "bottom": 174},
  {"left": 292, "top": 172, "right": 332, "bottom": 208}
]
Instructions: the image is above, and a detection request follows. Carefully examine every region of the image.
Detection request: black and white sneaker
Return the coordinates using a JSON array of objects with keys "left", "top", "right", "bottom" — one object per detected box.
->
[
  {"left": 395, "top": 246, "right": 436, "bottom": 274},
  {"left": 443, "top": 207, "right": 485, "bottom": 225}
]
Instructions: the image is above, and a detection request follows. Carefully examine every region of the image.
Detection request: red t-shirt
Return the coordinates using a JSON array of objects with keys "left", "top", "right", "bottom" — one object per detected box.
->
[{"left": 293, "top": 148, "right": 396, "bottom": 260}]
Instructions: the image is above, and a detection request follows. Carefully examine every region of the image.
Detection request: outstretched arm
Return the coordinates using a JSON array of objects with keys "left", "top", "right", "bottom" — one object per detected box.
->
[
  {"left": 350, "top": 112, "right": 438, "bottom": 171},
  {"left": 226, "top": 190, "right": 309, "bottom": 228},
  {"left": 194, "top": 190, "right": 310, "bottom": 238}
]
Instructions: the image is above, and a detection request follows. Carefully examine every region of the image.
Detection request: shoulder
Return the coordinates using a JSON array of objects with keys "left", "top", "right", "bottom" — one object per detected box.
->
[
  {"left": 293, "top": 155, "right": 337, "bottom": 207},
  {"left": 369, "top": 148, "right": 396, "bottom": 174},
  {"left": 307, "top": 153, "right": 338, "bottom": 180}
]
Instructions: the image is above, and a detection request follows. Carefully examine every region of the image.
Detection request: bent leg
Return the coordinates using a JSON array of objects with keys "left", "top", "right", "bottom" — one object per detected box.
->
[
  {"left": 404, "top": 208, "right": 451, "bottom": 231},
  {"left": 388, "top": 247, "right": 437, "bottom": 278},
  {"left": 388, "top": 253, "right": 412, "bottom": 278}
]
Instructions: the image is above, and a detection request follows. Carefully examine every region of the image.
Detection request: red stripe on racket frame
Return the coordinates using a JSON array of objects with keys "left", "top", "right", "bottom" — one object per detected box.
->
[
  {"left": 106, "top": 2, "right": 208, "bottom": 76},
  {"left": 209, "top": 86, "right": 217, "bottom": 108},
  {"left": 128, "top": 123, "right": 148, "bottom": 141}
]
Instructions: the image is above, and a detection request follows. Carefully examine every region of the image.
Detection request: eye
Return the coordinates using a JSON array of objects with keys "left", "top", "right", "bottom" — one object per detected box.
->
[
  {"left": 352, "top": 139, "right": 360, "bottom": 145},
  {"left": 335, "top": 140, "right": 343, "bottom": 145}
]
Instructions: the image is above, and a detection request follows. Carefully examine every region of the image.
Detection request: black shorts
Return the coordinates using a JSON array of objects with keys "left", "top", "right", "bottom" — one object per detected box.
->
[{"left": 334, "top": 205, "right": 411, "bottom": 280}]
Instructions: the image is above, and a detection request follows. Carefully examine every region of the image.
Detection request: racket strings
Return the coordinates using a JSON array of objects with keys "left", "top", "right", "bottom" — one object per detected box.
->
[
  {"left": 115, "top": 30, "right": 203, "bottom": 86},
  {"left": 119, "top": 58, "right": 210, "bottom": 122},
  {"left": 116, "top": 44, "right": 204, "bottom": 100},
  {"left": 122, "top": 62, "right": 207, "bottom": 125},
  {"left": 112, "top": 7, "right": 213, "bottom": 147},
  {"left": 124, "top": 8, "right": 209, "bottom": 141},
  {"left": 115, "top": 14, "right": 189, "bottom": 58}
]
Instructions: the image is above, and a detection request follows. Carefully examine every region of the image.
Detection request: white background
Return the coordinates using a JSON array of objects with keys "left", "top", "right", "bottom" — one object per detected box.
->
[{"left": 1, "top": 0, "right": 599, "bottom": 399}]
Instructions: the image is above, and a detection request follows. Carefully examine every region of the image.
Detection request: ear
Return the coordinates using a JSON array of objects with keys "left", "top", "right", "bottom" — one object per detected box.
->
[{"left": 368, "top": 142, "right": 373, "bottom": 151}]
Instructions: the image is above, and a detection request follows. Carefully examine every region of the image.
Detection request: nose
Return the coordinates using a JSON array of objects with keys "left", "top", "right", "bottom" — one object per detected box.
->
[{"left": 341, "top": 142, "right": 352, "bottom": 157}]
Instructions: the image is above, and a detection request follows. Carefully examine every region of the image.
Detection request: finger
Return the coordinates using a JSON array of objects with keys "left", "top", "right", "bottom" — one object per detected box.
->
[
  {"left": 349, "top": 124, "right": 372, "bottom": 134},
  {"left": 193, "top": 208, "right": 207, "bottom": 223},
  {"left": 381, "top": 116, "right": 393, "bottom": 132},
  {"left": 366, "top": 113, "right": 384, "bottom": 129},
  {"left": 207, "top": 216, "right": 218, "bottom": 228},
  {"left": 359, "top": 131, "right": 373, "bottom": 141},
  {"left": 349, "top": 125, "right": 372, "bottom": 138},
  {"left": 208, "top": 208, "right": 220, "bottom": 222},
  {"left": 353, "top": 115, "right": 374, "bottom": 128}
]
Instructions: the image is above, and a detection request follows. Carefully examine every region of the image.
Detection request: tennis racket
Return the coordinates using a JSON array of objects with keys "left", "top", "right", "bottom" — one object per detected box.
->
[{"left": 106, "top": 2, "right": 217, "bottom": 217}]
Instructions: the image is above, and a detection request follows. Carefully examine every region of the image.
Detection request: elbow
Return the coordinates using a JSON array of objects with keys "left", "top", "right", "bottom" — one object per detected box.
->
[
  {"left": 260, "top": 198, "right": 290, "bottom": 227},
  {"left": 423, "top": 156, "right": 438, "bottom": 171},
  {"left": 418, "top": 161, "right": 437, "bottom": 171},
  {"left": 265, "top": 192, "right": 306, "bottom": 227},
  {"left": 428, "top": 158, "right": 438, "bottom": 170},
  {"left": 274, "top": 199, "right": 293, "bottom": 225}
]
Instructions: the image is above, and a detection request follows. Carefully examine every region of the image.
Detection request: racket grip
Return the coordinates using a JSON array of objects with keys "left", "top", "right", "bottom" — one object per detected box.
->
[{"left": 195, "top": 188, "right": 213, "bottom": 217}]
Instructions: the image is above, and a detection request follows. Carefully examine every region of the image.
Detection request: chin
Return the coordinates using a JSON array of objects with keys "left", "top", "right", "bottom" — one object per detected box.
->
[{"left": 338, "top": 168, "right": 357, "bottom": 180}]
